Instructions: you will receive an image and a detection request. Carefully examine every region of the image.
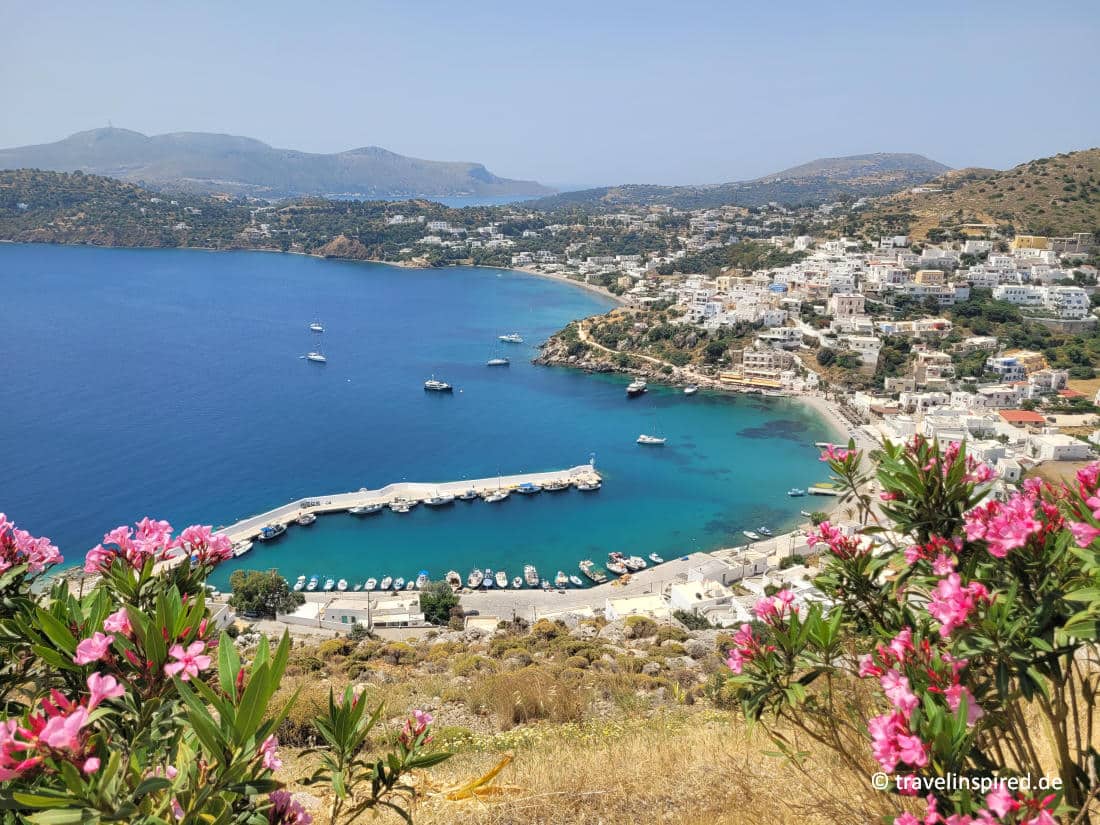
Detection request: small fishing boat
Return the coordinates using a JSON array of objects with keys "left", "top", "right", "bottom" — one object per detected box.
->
[
  {"left": 393, "top": 577, "right": 405, "bottom": 591},
  {"left": 336, "top": 579, "right": 348, "bottom": 592},
  {"left": 415, "top": 571, "right": 430, "bottom": 589},
  {"left": 424, "top": 494, "right": 455, "bottom": 507},
  {"left": 349, "top": 502, "right": 383, "bottom": 515},
  {"left": 380, "top": 576, "right": 393, "bottom": 590},
  {"left": 306, "top": 576, "right": 319, "bottom": 591},
  {"left": 626, "top": 378, "right": 647, "bottom": 397},
  {"left": 743, "top": 531, "right": 761, "bottom": 541},
  {"left": 446, "top": 571, "right": 462, "bottom": 591},
  {"left": 512, "top": 576, "right": 523, "bottom": 589},
  {"left": 637, "top": 434, "right": 666, "bottom": 446},
  {"left": 524, "top": 564, "right": 539, "bottom": 587},
  {"left": 296, "top": 512, "right": 317, "bottom": 526},
  {"left": 232, "top": 541, "right": 253, "bottom": 558},
  {"left": 390, "top": 499, "right": 415, "bottom": 513},
  {"left": 365, "top": 578, "right": 377, "bottom": 591},
  {"left": 554, "top": 571, "right": 569, "bottom": 588},
  {"left": 424, "top": 377, "right": 453, "bottom": 392},
  {"left": 800, "top": 510, "right": 814, "bottom": 518},
  {"left": 542, "top": 479, "right": 570, "bottom": 492},
  {"left": 293, "top": 575, "right": 306, "bottom": 591},
  {"left": 624, "top": 555, "right": 647, "bottom": 571},
  {"left": 648, "top": 553, "right": 664, "bottom": 564},
  {"left": 541, "top": 579, "right": 552, "bottom": 590},
  {"left": 306, "top": 351, "right": 327, "bottom": 364},
  {"left": 569, "top": 575, "right": 584, "bottom": 588},
  {"left": 323, "top": 578, "right": 335, "bottom": 592},
  {"left": 487, "top": 357, "right": 510, "bottom": 366},
  {"left": 758, "top": 526, "right": 774, "bottom": 537},
  {"left": 483, "top": 489, "right": 509, "bottom": 503},
  {"left": 353, "top": 582, "right": 363, "bottom": 592},
  {"left": 788, "top": 488, "right": 806, "bottom": 497},
  {"left": 683, "top": 385, "right": 699, "bottom": 395},
  {"left": 483, "top": 569, "right": 495, "bottom": 588},
  {"left": 256, "top": 524, "right": 286, "bottom": 542},
  {"left": 579, "top": 560, "right": 608, "bottom": 583},
  {"left": 495, "top": 570, "right": 509, "bottom": 588},
  {"left": 309, "top": 321, "right": 324, "bottom": 333},
  {"left": 457, "top": 489, "right": 479, "bottom": 501},
  {"left": 498, "top": 333, "right": 524, "bottom": 344},
  {"left": 466, "top": 569, "right": 483, "bottom": 589},
  {"left": 514, "top": 482, "right": 541, "bottom": 495},
  {"left": 606, "top": 553, "right": 628, "bottom": 576},
  {"left": 575, "top": 479, "right": 601, "bottom": 492},
  {"left": 404, "top": 579, "right": 415, "bottom": 591}
]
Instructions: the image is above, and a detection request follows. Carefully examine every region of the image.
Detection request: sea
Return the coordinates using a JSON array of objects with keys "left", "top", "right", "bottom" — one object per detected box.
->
[{"left": 0, "top": 243, "right": 839, "bottom": 589}]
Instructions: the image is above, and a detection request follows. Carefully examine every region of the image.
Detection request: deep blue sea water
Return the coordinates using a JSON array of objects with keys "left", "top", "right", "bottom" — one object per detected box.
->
[{"left": 0, "top": 243, "right": 837, "bottom": 589}]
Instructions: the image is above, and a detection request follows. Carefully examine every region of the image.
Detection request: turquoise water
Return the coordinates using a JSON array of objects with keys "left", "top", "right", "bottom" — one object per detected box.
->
[{"left": 0, "top": 243, "right": 836, "bottom": 589}]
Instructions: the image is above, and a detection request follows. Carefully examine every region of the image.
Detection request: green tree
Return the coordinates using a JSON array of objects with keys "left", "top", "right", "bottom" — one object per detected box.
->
[
  {"left": 419, "top": 580, "right": 460, "bottom": 625},
  {"left": 228, "top": 568, "right": 304, "bottom": 618}
]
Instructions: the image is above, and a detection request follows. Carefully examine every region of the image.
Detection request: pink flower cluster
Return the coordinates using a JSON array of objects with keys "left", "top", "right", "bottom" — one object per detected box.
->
[
  {"left": 399, "top": 709, "right": 434, "bottom": 748},
  {"left": 725, "top": 623, "right": 775, "bottom": 675},
  {"left": 963, "top": 490, "right": 1048, "bottom": 559},
  {"left": 0, "top": 674, "right": 125, "bottom": 780},
  {"left": 259, "top": 735, "right": 282, "bottom": 771},
  {"left": 0, "top": 513, "right": 62, "bottom": 576},
  {"left": 894, "top": 788, "right": 1056, "bottom": 825},
  {"left": 903, "top": 536, "right": 960, "bottom": 573},
  {"left": 808, "top": 520, "right": 868, "bottom": 560},
  {"left": 819, "top": 444, "right": 855, "bottom": 463},
  {"left": 164, "top": 642, "right": 213, "bottom": 681},
  {"left": 927, "top": 573, "right": 991, "bottom": 638},
  {"left": 267, "top": 790, "right": 312, "bottom": 825},
  {"left": 753, "top": 588, "right": 798, "bottom": 624},
  {"left": 84, "top": 518, "right": 232, "bottom": 574}
]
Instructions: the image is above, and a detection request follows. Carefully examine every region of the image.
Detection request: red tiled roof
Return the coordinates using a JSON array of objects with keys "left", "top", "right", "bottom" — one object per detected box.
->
[
  {"left": 1059, "top": 389, "right": 1085, "bottom": 398},
  {"left": 998, "top": 409, "right": 1046, "bottom": 425}
]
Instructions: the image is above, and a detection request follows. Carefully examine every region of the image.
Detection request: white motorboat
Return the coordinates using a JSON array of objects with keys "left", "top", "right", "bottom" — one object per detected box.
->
[
  {"left": 648, "top": 553, "right": 664, "bottom": 564},
  {"left": 293, "top": 575, "right": 306, "bottom": 591},
  {"left": 788, "top": 488, "right": 806, "bottom": 497},
  {"left": 487, "top": 357, "right": 510, "bottom": 366},
  {"left": 306, "top": 351, "right": 327, "bottom": 363},
  {"left": 337, "top": 579, "right": 348, "bottom": 591},
  {"left": 579, "top": 560, "right": 608, "bottom": 583},
  {"left": 257, "top": 524, "right": 286, "bottom": 542},
  {"left": 758, "top": 526, "right": 774, "bottom": 536},
  {"left": 458, "top": 489, "right": 479, "bottom": 501},
  {"left": 352, "top": 582, "right": 363, "bottom": 591},
  {"left": 424, "top": 494, "right": 455, "bottom": 507},
  {"left": 424, "top": 377, "right": 453, "bottom": 392},
  {"left": 415, "top": 572, "right": 430, "bottom": 589},
  {"left": 495, "top": 570, "right": 508, "bottom": 588},
  {"left": 380, "top": 576, "right": 393, "bottom": 590},
  {"left": 626, "top": 555, "right": 647, "bottom": 571},
  {"left": 323, "top": 578, "right": 335, "bottom": 592},
  {"left": 232, "top": 541, "right": 253, "bottom": 558},
  {"left": 393, "top": 577, "right": 405, "bottom": 591},
  {"left": 514, "top": 482, "right": 541, "bottom": 495},
  {"left": 524, "top": 564, "right": 539, "bottom": 587},
  {"left": 626, "top": 378, "right": 647, "bottom": 397},
  {"left": 498, "top": 333, "right": 524, "bottom": 344},
  {"left": 483, "top": 569, "right": 495, "bottom": 588},
  {"left": 575, "top": 479, "right": 601, "bottom": 491},
  {"left": 743, "top": 531, "right": 761, "bottom": 541},
  {"left": 306, "top": 576, "right": 319, "bottom": 591},
  {"left": 349, "top": 503, "right": 383, "bottom": 515},
  {"left": 637, "top": 434, "right": 666, "bottom": 446},
  {"left": 309, "top": 321, "right": 324, "bottom": 333},
  {"left": 467, "top": 569, "right": 484, "bottom": 589},
  {"left": 483, "top": 490, "right": 509, "bottom": 503},
  {"left": 568, "top": 575, "right": 584, "bottom": 587},
  {"left": 296, "top": 512, "right": 317, "bottom": 526},
  {"left": 554, "top": 570, "right": 569, "bottom": 588},
  {"left": 405, "top": 579, "right": 415, "bottom": 591},
  {"left": 364, "top": 578, "right": 377, "bottom": 591},
  {"left": 390, "top": 499, "right": 414, "bottom": 513},
  {"left": 512, "top": 576, "right": 523, "bottom": 589},
  {"left": 683, "top": 385, "right": 699, "bottom": 395},
  {"left": 445, "top": 570, "right": 463, "bottom": 591}
]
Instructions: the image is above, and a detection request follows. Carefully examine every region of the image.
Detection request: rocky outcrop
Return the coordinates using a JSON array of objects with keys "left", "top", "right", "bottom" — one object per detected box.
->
[{"left": 315, "top": 234, "right": 372, "bottom": 259}]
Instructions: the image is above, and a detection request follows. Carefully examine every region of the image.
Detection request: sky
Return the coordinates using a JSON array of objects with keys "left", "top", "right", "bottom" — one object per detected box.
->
[{"left": 2, "top": 0, "right": 1098, "bottom": 187}]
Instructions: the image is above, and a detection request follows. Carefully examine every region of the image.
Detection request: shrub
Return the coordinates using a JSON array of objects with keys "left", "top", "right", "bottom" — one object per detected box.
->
[
  {"left": 565, "top": 655, "right": 590, "bottom": 669},
  {"left": 451, "top": 653, "right": 494, "bottom": 677},
  {"left": 378, "top": 641, "right": 418, "bottom": 665},
  {"left": 654, "top": 624, "right": 689, "bottom": 643},
  {"left": 466, "top": 666, "right": 587, "bottom": 728},
  {"left": 530, "top": 617, "right": 566, "bottom": 640},
  {"left": 624, "top": 615, "right": 659, "bottom": 638},
  {"left": 318, "top": 637, "right": 353, "bottom": 658}
]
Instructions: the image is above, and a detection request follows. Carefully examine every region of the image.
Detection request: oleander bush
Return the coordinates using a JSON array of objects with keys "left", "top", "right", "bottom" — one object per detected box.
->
[
  {"left": 0, "top": 514, "right": 448, "bottom": 824},
  {"left": 723, "top": 438, "right": 1100, "bottom": 824}
]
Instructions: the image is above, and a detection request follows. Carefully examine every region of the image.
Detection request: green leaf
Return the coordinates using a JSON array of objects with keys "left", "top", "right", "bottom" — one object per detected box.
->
[
  {"left": 34, "top": 608, "right": 77, "bottom": 653},
  {"left": 218, "top": 633, "right": 241, "bottom": 699}
]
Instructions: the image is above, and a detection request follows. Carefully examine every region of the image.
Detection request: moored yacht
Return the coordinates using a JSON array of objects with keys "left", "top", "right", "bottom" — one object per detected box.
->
[
  {"left": 309, "top": 321, "right": 324, "bottom": 333},
  {"left": 637, "top": 434, "right": 666, "bottom": 446},
  {"left": 575, "top": 478, "right": 601, "bottom": 492},
  {"left": 393, "top": 577, "right": 405, "bottom": 591},
  {"left": 498, "top": 333, "right": 524, "bottom": 344},
  {"left": 483, "top": 489, "right": 509, "bottom": 503},
  {"left": 683, "top": 385, "right": 699, "bottom": 395},
  {"left": 380, "top": 576, "right": 393, "bottom": 590},
  {"left": 542, "top": 479, "right": 569, "bottom": 492},
  {"left": 365, "top": 578, "right": 377, "bottom": 591},
  {"left": 457, "top": 489, "right": 479, "bottom": 501},
  {"left": 306, "top": 575, "right": 319, "bottom": 591},
  {"left": 337, "top": 579, "right": 348, "bottom": 591},
  {"left": 415, "top": 572, "right": 430, "bottom": 589},
  {"left": 467, "top": 569, "right": 484, "bottom": 589},
  {"left": 554, "top": 570, "right": 569, "bottom": 588},
  {"left": 353, "top": 582, "right": 363, "bottom": 591},
  {"left": 579, "top": 560, "right": 607, "bottom": 583},
  {"left": 293, "top": 575, "right": 306, "bottom": 591},
  {"left": 512, "top": 576, "right": 523, "bottom": 589},
  {"left": 323, "top": 577, "right": 335, "bottom": 591},
  {"left": 349, "top": 503, "right": 383, "bottom": 515},
  {"left": 626, "top": 378, "right": 647, "bottom": 397},
  {"left": 296, "top": 512, "right": 317, "bottom": 526},
  {"left": 445, "top": 570, "right": 462, "bottom": 591},
  {"left": 625, "top": 555, "right": 647, "bottom": 571},
  {"left": 390, "top": 499, "right": 415, "bottom": 513},
  {"left": 758, "top": 526, "right": 774, "bottom": 537},
  {"left": 514, "top": 482, "right": 541, "bottom": 495},
  {"left": 569, "top": 574, "right": 584, "bottom": 588},
  {"left": 424, "top": 493, "right": 455, "bottom": 507},
  {"left": 256, "top": 524, "right": 286, "bottom": 542},
  {"left": 487, "top": 357, "right": 510, "bottom": 366},
  {"left": 524, "top": 564, "right": 539, "bottom": 587},
  {"left": 788, "top": 488, "right": 806, "bottom": 497},
  {"left": 743, "top": 531, "right": 761, "bottom": 541},
  {"left": 424, "top": 377, "right": 453, "bottom": 392},
  {"left": 495, "top": 570, "right": 508, "bottom": 588},
  {"left": 306, "top": 351, "right": 327, "bottom": 363},
  {"left": 482, "top": 569, "right": 495, "bottom": 588},
  {"left": 648, "top": 553, "right": 664, "bottom": 564},
  {"left": 233, "top": 541, "right": 253, "bottom": 558}
]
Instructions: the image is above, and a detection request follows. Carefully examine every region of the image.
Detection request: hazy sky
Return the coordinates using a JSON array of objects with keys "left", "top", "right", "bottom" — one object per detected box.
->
[{"left": 2, "top": 0, "right": 1098, "bottom": 186}]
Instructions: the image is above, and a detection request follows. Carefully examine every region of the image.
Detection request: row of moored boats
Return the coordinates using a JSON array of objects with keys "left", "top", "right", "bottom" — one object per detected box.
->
[
  {"left": 292, "top": 570, "right": 432, "bottom": 593},
  {"left": 447, "top": 551, "right": 665, "bottom": 593}
]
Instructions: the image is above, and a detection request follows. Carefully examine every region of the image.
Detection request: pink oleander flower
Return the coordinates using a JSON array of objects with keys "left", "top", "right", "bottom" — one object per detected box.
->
[
  {"left": 808, "top": 520, "right": 867, "bottom": 559},
  {"left": 399, "top": 709, "right": 434, "bottom": 748},
  {"left": 268, "top": 789, "right": 313, "bottom": 825},
  {"left": 85, "top": 517, "right": 178, "bottom": 573},
  {"left": 754, "top": 588, "right": 798, "bottom": 624},
  {"left": 726, "top": 623, "right": 774, "bottom": 675},
  {"left": 964, "top": 491, "right": 1043, "bottom": 558},
  {"left": 931, "top": 552, "right": 955, "bottom": 576},
  {"left": 868, "top": 712, "right": 904, "bottom": 773},
  {"left": 103, "top": 608, "right": 132, "bottom": 636},
  {"left": 164, "top": 642, "right": 212, "bottom": 681},
  {"left": 819, "top": 444, "right": 854, "bottom": 463},
  {"left": 986, "top": 785, "right": 1019, "bottom": 818},
  {"left": 1077, "top": 462, "right": 1100, "bottom": 497},
  {"left": 944, "top": 683, "right": 984, "bottom": 725},
  {"left": 83, "top": 756, "right": 100, "bottom": 774},
  {"left": 87, "top": 672, "right": 126, "bottom": 710},
  {"left": 894, "top": 815, "right": 920, "bottom": 825},
  {"left": 0, "top": 513, "right": 62, "bottom": 575},
  {"left": 1069, "top": 520, "right": 1100, "bottom": 549},
  {"left": 74, "top": 632, "right": 114, "bottom": 666},
  {"left": 178, "top": 524, "right": 234, "bottom": 565},
  {"left": 260, "top": 735, "right": 282, "bottom": 771},
  {"left": 927, "top": 573, "right": 991, "bottom": 637},
  {"left": 881, "top": 669, "right": 919, "bottom": 717},
  {"left": 38, "top": 706, "right": 91, "bottom": 752},
  {"left": 895, "top": 733, "right": 928, "bottom": 768},
  {"left": 880, "top": 491, "right": 900, "bottom": 501}
]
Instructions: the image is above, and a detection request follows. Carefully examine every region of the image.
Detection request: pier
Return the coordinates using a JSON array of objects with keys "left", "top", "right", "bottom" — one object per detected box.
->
[{"left": 216, "top": 464, "right": 602, "bottom": 544}]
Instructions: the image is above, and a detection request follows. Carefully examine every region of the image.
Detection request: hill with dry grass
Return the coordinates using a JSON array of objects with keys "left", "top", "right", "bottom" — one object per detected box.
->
[{"left": 858, "top": 148, "right": 1100, "bottom": 240}]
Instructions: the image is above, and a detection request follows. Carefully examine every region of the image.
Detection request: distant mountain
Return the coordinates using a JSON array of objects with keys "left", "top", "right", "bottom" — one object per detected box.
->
[
  {"left": 0, "top": 128, "right": 554, "bottom": 200},
  {"left": 527, "top": 153, "right": 950, "bottom": 211},
  {"left": 857, "top": 148, "right": 1100, "bottom": 239}
]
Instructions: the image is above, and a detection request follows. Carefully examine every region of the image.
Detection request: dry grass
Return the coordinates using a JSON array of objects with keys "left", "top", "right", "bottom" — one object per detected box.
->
[{"left": 465, "top": 666, "right": 589, "bottom": 729}]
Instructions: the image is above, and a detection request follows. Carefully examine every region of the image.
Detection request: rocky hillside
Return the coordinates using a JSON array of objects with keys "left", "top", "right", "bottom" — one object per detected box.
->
[
  {"left": 0, "top": 127, "right": 554, "bottom": 200},
  {"left": 858, "top": 147, "right": 1100, "bottom": 239},
  {"left": 528, "top": 153, "right": 949, "bottom": 211}
]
